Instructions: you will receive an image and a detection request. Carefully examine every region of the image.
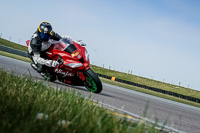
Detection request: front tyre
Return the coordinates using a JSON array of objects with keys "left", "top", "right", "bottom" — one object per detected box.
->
[{"left": 83, "top": 68, "right": 102, "bottom": 93}]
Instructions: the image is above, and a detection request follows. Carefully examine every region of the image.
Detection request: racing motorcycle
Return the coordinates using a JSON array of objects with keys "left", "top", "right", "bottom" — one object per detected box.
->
[{"left": 26, "top": 38, "right": 102, "bottom": 93}]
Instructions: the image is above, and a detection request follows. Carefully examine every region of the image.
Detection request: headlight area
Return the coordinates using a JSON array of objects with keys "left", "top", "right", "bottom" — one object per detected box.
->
[{"left": 65, "top": 63, "right": 83, "bottom": 68}]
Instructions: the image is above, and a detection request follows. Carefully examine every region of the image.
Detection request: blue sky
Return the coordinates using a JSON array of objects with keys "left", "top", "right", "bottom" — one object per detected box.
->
[{"left": 0, "top": 0, "right": 200, "bottom": 90}]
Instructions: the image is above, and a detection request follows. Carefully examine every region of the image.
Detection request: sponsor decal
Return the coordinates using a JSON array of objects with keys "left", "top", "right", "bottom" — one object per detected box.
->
[{"left": 55, "top": 68, "right": 74, "bottom": 77}]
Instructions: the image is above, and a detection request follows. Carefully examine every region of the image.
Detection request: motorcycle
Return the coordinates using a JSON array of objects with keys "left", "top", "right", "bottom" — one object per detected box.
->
[{"left": 26, "top": 38, "right": 102, "bottom": 93}]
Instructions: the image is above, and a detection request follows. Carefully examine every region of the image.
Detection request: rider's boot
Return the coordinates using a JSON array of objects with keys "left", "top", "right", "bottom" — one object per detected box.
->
[
  {"left": 31, "top": 63, "right": 47, "bottom": 77},
  {"left": 31, "top": 63, "right": 56, "bottom": 81}
]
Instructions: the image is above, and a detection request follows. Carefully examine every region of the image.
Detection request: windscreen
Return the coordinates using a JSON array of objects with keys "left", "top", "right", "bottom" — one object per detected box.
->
[{"left": 60, "top": 38, "right": 77, "bottom": 54}]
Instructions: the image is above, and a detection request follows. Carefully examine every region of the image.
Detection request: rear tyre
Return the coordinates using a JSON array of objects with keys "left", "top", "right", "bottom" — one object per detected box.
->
[{"left": 83, "top": 68, "right": 102, "bottom": 93}]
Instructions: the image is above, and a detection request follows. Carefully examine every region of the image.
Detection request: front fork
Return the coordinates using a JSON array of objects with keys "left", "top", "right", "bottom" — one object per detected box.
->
[
  {"left": 78, "top": 65, "right": 90, "bottom": 82},
  {"left": 78, "top": 71, "right": 85, "bottom": 81}
]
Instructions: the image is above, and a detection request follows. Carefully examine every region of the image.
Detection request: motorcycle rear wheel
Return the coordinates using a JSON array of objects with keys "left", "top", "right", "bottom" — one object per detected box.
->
[
  {"left": 42, "top": 73, "right": 57, "bottom": 82},
  {"left": 84, "top": 68, "right": 102, "bottom": 93}
]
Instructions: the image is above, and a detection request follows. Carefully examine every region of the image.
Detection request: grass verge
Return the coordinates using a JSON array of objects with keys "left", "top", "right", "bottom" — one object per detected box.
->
[
  {"left": 0, "top": 38, "right": 27, "bottom": 51},
  {"left": 0, "top": 69, "right": 162, "bottom": 133},
  {"left": 0, "top": 51, "right": 31, "bottom": 63}
]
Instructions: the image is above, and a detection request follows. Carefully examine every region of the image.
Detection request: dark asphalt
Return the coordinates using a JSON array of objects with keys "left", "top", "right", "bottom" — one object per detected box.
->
[{"left": 1, "top": 55, "right": 200, "bottom": 133}]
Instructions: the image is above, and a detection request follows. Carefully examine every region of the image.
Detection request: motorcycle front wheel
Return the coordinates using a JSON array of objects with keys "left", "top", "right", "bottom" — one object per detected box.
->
[{"left": 83, "top": 68, "right": 102, "bottom": 93}]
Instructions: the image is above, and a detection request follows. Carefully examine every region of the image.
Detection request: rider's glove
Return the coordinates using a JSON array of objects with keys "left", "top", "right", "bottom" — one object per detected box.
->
[
  {"left": 51, "top": 60, "right": 59, "bottom": 67},
  {"left": 74, "top": 40, "right": 86, "bottom": 46},
  {"left": 62, "top": 35, "right": 72, "bottom": 40},
  {"left": 45, "top": 60, "right": 59, "bottom": 67}
]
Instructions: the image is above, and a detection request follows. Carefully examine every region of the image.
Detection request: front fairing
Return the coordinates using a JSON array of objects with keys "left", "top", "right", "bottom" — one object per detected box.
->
[{"left": 47, "top": 38, "right": 90, "bottom": 70}]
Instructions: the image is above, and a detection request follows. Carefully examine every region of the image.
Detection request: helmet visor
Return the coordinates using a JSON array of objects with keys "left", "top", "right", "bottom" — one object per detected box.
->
[{"left": 39, "top": 32, "right": 50, "bottom": 41}]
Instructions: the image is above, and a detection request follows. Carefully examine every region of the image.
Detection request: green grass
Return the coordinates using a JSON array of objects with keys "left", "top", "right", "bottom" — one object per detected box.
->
[
  {"left": 0, "top": 38, "right": 27, "bottom": 51},
  {"left": 0, "top": 69, "right": 162, "bottom": 133},
  {"left": 0, "top": 51, "right": 31, "bottom": 63}
]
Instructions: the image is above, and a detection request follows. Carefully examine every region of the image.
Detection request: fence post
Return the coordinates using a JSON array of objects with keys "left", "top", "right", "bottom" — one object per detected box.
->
[
  {"left": 178, "top": 82, "right": 181, "bottom": 87},
  {"left": 9, "top": 36, "right": 11, "bottom": 41},
  {"left": 0, "top": 33, "right": 2, "bottom": 38},
  {"left": 19, "top": 38, "right": 21, "bottom": 44}
]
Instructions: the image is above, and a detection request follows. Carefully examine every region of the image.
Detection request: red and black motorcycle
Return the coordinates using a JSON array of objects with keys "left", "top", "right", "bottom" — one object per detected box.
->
[{"left": 26, "top": 38, "right": 102, "bottom": 93}]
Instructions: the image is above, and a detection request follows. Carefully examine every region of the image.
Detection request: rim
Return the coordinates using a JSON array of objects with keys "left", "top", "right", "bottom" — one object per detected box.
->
[
  {"left": 85, "top": 73, "right": 97, "bottom": 92},
  {"left": 43, "top": 73, "right": 50, "bottom": 80}
]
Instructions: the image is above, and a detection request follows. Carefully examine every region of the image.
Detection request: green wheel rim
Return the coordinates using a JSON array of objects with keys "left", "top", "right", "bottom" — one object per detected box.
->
[
  {"left": 44, "top": 73, "right": 50, "bottom": 80},
  {"left": 85, "top": 73, "right": 98, "bottom": 92}
]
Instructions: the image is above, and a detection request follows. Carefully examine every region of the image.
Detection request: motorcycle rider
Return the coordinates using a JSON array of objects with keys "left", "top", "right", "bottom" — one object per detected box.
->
[
  {"left": 28, "top": 21, "right": 86, "bottom": 78},
  {"left": 28, "top": 21, "right": 62, "bottom": 76}
]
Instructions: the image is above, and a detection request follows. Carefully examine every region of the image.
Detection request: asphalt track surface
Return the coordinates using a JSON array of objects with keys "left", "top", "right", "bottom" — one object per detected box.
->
[{"left": 1, "top": 55, "right": 200, "bottom": 133}]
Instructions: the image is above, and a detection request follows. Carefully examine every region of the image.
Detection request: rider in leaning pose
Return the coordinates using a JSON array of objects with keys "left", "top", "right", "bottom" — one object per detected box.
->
[
  {"left": 28, "top": 21, "right": 61, "bottom": 76},
  {"left": 28, "top": 21, "right": 85, "bottom": 78}
]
